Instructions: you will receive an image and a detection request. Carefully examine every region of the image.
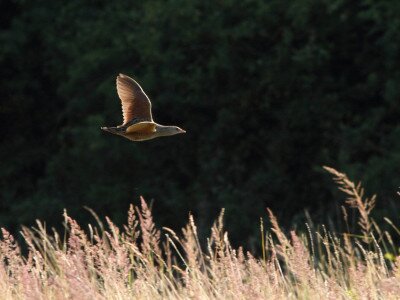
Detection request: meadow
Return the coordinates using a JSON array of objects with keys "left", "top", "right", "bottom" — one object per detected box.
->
[{"left": 0, "top": 167, "right": 399, "bottom": 299}]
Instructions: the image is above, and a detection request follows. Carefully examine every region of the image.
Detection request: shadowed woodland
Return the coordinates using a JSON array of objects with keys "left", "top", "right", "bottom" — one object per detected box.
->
[{"left": 1, "top": 0, "right": 400, "bottom": 248}]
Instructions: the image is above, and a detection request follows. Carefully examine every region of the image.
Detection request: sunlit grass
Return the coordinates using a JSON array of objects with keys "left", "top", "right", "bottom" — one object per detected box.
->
[{"left": 0, "top": 167, "right": 399, "bottom": 299}]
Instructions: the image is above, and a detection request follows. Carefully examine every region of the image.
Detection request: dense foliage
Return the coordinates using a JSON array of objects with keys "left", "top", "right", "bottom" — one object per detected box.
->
[{"left": 1, "top": 0, "right": 400, "bottom": 245}]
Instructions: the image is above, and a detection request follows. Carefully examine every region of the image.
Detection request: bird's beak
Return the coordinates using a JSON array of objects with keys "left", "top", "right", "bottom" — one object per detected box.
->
[{"left": 181, "top": 129, "right": 186, "bottom": 133}]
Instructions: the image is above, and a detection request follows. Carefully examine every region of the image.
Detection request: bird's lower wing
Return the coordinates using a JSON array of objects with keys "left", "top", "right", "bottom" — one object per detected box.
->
[{"left": 126, "top": 122, "right": 156, "bottom": 133}]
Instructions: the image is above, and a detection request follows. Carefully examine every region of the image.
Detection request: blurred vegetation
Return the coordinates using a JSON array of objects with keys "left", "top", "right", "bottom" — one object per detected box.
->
[{"left": 1, "top": 0, "right": 400, "bottom": 247}]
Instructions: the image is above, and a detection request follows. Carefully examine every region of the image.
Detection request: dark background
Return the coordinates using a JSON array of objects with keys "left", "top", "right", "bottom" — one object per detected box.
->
[{"left": 1, "top": 0, "right": 400, "bottom": 248}]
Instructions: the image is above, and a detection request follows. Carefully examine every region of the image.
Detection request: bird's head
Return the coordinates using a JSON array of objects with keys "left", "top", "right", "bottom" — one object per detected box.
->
[
  {"left": 157, "top": 125, "right": 186, "bottom": 136},
  {"left": 171, "top": 126, "right": 186, "bottom": 135}
]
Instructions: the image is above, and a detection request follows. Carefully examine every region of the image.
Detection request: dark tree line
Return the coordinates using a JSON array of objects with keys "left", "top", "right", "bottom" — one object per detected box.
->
[{"left": 1, "top": 0, "right": 400, "bottom": 246}]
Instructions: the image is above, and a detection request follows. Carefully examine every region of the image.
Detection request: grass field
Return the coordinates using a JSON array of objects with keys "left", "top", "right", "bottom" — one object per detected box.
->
[{"left": 0, "top": 167, "right": 399, "bottom": 299}]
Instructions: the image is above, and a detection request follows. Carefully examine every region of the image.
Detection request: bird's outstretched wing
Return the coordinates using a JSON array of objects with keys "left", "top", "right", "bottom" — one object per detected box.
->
[{"left": 116, "top": 73, "right": 153, "bottom": 125}]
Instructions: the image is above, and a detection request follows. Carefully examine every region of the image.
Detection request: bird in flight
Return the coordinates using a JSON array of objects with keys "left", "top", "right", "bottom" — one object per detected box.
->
[{"left": 101, "top": 74, "right": 186, "bottom": 141}]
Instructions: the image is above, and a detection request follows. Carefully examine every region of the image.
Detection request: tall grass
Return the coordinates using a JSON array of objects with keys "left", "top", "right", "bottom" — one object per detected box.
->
[{"left": 1, "top": 168, "right": 400, "bottom": 299}]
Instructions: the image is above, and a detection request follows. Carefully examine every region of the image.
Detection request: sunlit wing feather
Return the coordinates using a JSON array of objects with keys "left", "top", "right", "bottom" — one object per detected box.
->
[{"left": 116, "top": 74, "right": 153, "bottom": 124}]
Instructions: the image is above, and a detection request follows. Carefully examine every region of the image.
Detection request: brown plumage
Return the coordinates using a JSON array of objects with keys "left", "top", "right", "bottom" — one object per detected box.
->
[{"left": 101, "top": 74, "right": 185, "bottom": 142}]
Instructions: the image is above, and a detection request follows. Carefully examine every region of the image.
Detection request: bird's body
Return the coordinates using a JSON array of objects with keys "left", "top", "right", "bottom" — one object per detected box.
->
[
  {"left": 102, "top": 122, "right": 181, "bottom": 142},
  {"left": 101, "top": 74, "right": 185, "bottom": 142}
]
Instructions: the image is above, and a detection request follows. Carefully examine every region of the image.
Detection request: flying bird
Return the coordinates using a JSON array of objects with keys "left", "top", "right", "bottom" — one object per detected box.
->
[{"left": 101, "top": 74, "right": 186, "bottom": 141}]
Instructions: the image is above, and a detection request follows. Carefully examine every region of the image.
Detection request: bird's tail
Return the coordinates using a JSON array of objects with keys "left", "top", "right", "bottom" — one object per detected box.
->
[{"left": 101, "top": 126, "right": 124, "bottom": 135}]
